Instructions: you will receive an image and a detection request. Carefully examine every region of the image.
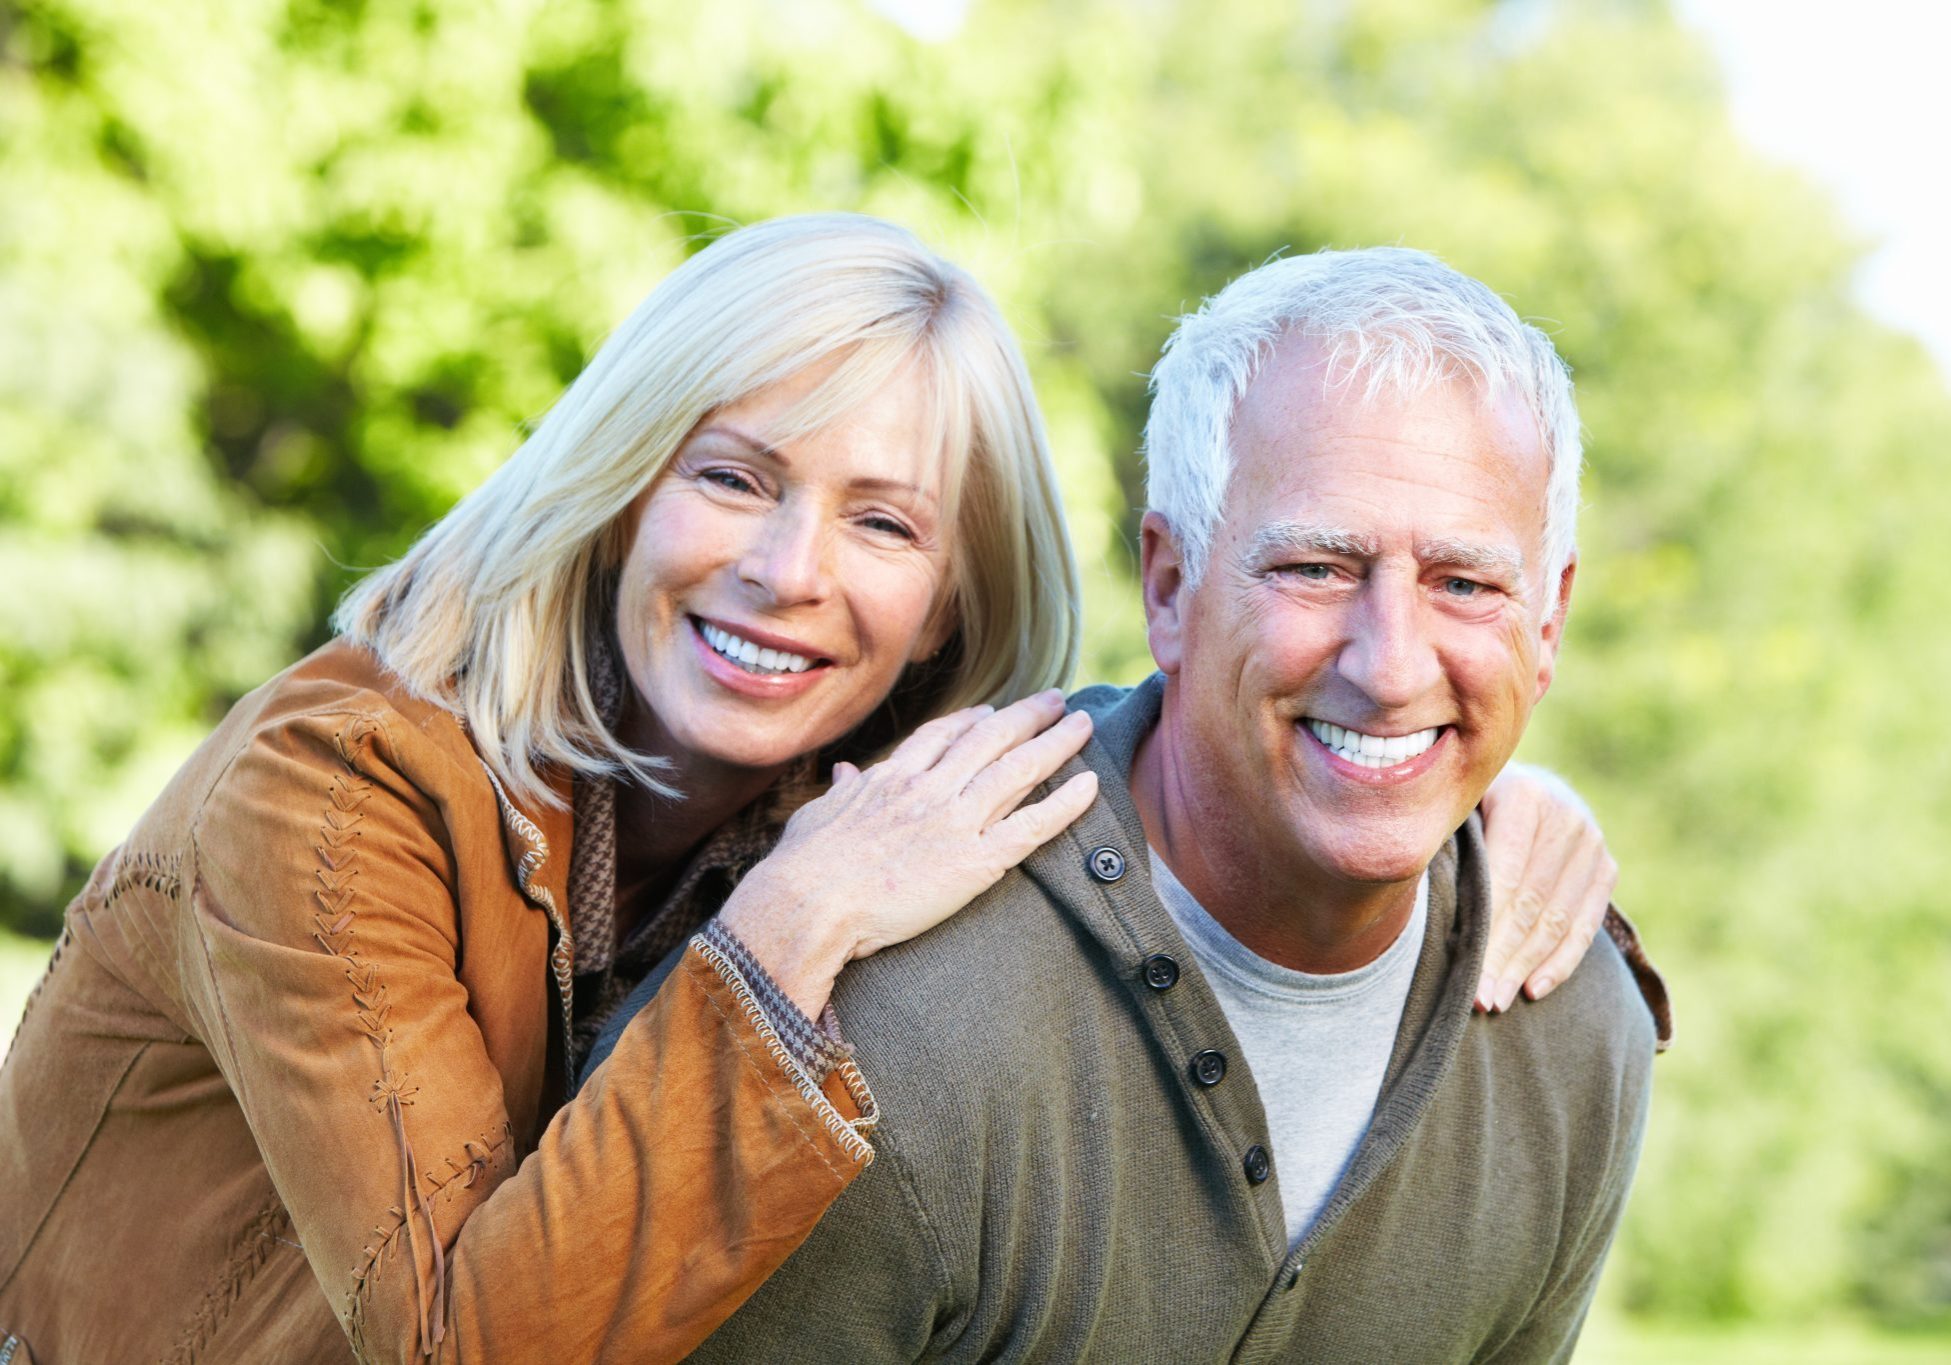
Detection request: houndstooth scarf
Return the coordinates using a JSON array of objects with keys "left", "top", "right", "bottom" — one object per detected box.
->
[{"left": 564, "top": 631, "right": 778, "bottom": 1066}]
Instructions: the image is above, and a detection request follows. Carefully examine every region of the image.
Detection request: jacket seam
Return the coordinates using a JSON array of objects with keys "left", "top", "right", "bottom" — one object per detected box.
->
[
  {"left": 0, "top": 925, "right": 71, "bottom": 1083},
  {"left": 0, "top": 1041, "right": 152, "bottom": 1298}
]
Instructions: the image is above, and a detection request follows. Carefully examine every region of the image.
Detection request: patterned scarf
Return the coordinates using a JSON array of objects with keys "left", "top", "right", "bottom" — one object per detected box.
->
[{"left": 564, "top": 630, "right": 779, "bottom": 1066}]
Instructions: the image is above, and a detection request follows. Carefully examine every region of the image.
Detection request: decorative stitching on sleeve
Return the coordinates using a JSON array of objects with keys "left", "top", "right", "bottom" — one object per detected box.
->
[
  {"left": 343, "top": 1122, "right": 514, "bottom": 1358},
  {"left": 160, "top": 1196, "right": 294, "bottom": 1365},
  {"left": 691, "top": 933, "right": 878, "bottom": 1162},
  {"left": 317, "top": 718, "right": 452, "bottom": 1357},
  {"left": 3, "top": 925, "right": 72, "bottom": 1067},
  {"left": 103, "top": 849, "right": 185, "bottom": 906}
]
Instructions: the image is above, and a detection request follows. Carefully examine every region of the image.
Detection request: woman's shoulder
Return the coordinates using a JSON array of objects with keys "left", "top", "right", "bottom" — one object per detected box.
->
[
  {"left": 110, "top": 640, "right": 492, "bottom": 884},
  {"left": 212, "top": 639, "right": 481, "bottom": 789}
]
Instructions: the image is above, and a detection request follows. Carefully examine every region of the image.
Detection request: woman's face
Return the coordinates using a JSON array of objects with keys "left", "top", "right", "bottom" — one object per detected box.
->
[{"left": 615, "top": 361, "right": 954, "bottom": 781}]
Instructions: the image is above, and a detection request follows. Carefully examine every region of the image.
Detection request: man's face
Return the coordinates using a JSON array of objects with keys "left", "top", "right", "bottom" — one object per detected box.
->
[{"left": 1143, "top": 338, "right": 1573, "bottom": 889}]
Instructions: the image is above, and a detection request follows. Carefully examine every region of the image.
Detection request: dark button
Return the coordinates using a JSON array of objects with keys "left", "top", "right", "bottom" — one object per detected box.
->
[
  {"left": 1243, "top": 1144, "right": 1272, "bottom": 1184},
  {"left": 1283, "top": 1263, "right": 1304, "bottom": 1291},
  {"left": 1189, "top": 1049, "right": 1228, "bottom": 1086},
  {"left": 1141, "top": 954, "right": 1180, "bottom": 990},
  {"left": 1087, "top": 846, "right": 1126, "bottom": 882}
]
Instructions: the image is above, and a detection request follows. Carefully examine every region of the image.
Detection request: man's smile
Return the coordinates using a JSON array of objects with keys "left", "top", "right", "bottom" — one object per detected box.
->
[
  {"left": 1301, "top": 718, "right": 1442, "bottom": 767},
  {"left": 1301, "top": 717, "right": 1450, "bottom": 772}
]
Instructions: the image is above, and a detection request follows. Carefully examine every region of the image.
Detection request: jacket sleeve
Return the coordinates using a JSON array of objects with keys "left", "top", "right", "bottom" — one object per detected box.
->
[{"left": 177, "top": 706, "right": 875, "bottom": 1363}]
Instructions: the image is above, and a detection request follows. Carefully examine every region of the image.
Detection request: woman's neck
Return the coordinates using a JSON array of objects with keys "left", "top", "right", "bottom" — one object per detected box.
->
[{"left": 609, "top": 696, "right": 787, "bottom": 906}]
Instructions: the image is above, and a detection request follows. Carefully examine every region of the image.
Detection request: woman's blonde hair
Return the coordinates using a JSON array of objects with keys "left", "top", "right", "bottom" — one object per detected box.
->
[{"left": 335, "top": 213, "right": 1081, "bottom": 807}]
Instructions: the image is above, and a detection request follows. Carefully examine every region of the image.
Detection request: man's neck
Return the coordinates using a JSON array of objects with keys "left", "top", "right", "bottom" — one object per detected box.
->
[{"left": 1129, "top": 699, "right": 1421, "bottom": 974}]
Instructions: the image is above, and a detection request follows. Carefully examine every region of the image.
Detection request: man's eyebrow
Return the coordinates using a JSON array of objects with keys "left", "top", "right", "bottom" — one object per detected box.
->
[
  {"left": 1416, "top": 537, "right": 1526, "bottom": 582},
  {"left": 690, "top": 423, "right": 936, "bottom": 505},
  {"left": 1247, "top": 521, "right": 1380, "bottom": 561}
]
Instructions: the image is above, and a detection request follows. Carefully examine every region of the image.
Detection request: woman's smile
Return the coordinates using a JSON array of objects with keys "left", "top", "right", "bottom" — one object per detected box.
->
[{"left": 614, "top": 357, "right": 953, "bottom": 779}]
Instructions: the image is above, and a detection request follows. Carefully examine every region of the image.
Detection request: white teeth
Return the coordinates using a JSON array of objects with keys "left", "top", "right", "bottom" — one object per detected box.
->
[
  {"left": 1304, "top": 719, "right": 1440, "bottom": 769},
  {"left": 699, "top": 622, "right": 813, "bottom": 675}
]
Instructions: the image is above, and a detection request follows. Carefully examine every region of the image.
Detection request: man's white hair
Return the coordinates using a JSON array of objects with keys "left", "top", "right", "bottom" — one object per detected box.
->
[{"left": 1143, "top": 246, "right": 1581, "bottom": 594}]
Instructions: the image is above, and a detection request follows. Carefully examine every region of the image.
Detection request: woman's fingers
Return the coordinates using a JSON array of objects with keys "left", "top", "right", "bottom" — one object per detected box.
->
[
  {"left": 961, "top": 709, "right": 1093, "bottom": 825},
  {"left": 1517, "top": 846, "right": 1617, "bottom": 1002},
  {"left": 987, "top": 769, "right": 1100, "bottom": 860},
  {"left": 1477, "top": 779, "right": 1549, "bottom": 1012},
  {"left": 929, "top": 689, "right": 1070, "bottom": 787},
  {"left": 880, "top": 703, "right": 993, "bottom": 773}
]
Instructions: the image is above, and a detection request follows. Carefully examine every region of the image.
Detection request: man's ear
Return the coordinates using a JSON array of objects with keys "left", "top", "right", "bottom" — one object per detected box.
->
[
  {"left": 1140, "top": 512, "right": 1190, "bottom": 676},
  {"left": 1533, "top": 555, "right": 1576, "bottom": 702}
]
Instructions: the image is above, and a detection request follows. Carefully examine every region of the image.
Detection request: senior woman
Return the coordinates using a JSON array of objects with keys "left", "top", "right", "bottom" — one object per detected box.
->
[{"left": 0, "top": 214, "right": 1628, "bottom": 1364}]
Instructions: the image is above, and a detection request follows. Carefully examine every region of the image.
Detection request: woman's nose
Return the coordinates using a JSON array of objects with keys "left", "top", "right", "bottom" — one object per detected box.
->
[
  {"left": 736, "top": 503, "right": 831, "bottom": 607},
  {"left": 1335, "top": 581, "right": 1442, "bottom": 709}
]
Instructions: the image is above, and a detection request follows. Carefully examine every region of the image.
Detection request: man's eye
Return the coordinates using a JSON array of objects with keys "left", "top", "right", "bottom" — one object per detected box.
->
[
  {"left": 1284, "top": 563, "right": 1334, "bottom": 580},
  {"left": 1443, "top": 577, "right": 1486, "bottom": 597}
]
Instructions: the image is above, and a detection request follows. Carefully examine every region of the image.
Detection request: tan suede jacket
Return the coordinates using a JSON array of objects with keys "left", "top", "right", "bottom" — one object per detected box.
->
[{"left": 0, "top": 642, "right": 877, "bottom": 1364}]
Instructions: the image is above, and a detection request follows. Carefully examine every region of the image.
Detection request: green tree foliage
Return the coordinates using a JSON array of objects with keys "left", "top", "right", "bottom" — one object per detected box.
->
[{"left": 3, "top": 0, "right": 1946, "bottom": 1328}]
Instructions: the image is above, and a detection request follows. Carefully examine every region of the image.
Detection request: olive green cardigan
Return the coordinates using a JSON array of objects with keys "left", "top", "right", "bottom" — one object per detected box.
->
[{"left": 690, "top": 677, "right": 1663, "bottom": 1363}]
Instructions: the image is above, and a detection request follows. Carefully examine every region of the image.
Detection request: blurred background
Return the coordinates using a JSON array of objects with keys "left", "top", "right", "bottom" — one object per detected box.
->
[{"left": 3, "top": 0, "right": 1947, "bottom": 1357}]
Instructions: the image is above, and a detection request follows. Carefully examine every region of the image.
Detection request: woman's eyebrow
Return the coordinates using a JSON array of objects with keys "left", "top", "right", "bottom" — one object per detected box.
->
[
  {"left": 692, "top": 424, "right": 784, "bottom": 459},
  {"left": 692, "top": 424, "right": 937, "bottom": 505}
]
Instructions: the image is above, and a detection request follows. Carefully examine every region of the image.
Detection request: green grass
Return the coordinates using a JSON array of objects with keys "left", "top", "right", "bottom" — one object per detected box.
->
[
  {"left": 1579, "top": 1309, "right": 1951, "bottom": 1363},
  {"left": 1, "top": 928, "right": 55, "bottom": 1054}
]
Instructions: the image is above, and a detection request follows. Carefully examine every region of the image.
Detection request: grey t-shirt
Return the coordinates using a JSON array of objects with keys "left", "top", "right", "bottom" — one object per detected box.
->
[{"left": 1149, "top": 849, "right": 1428, "bottom": 1247}]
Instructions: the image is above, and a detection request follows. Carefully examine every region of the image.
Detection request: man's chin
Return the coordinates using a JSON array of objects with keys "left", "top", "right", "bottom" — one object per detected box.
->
[{"left": 1307, "top": 827, "right": 1447, "bottom": 889}]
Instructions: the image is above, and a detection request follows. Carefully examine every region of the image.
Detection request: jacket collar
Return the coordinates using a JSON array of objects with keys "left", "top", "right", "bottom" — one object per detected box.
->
[
  {"left": 479, "top": 761, "right": 578, "bottom": 1090},
  {"left": 1028, "top": 674, "right": 1489, "bottom": 1264}
]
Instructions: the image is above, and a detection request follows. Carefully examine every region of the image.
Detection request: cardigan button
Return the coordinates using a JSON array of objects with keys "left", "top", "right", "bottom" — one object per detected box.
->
[
  {"left": 1189, "top": 1049, "right": 1228, "bottom": 1086},
  {"left": 1243, "top": 1144, "right": 1272, "bottom": 1184},
  {"left": 1087, "top": 846, "right": 1126, "bottom": 882},
  {"left": 1141, "top": 954, "right": 1180, "bottom": 990}
]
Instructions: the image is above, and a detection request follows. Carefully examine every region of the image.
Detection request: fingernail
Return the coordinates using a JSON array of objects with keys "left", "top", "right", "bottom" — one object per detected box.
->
[
  {"left": 1496, "top": 978, "right": 1521, "bottom": 1012},
  {"left": 1530, "top": 975, "right": 1554, "bottom": 1000},
  {"left": 1475, "top": 973, "right": 1496, "bottom": 1012}
]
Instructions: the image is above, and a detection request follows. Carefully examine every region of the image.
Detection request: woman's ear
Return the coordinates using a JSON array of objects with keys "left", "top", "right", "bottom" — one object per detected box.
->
[{"left": 911, "top": 587, "right": 960, "bottom": 664}]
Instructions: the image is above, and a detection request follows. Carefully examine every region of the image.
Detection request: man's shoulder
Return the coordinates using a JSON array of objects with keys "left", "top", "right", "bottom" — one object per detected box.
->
[
  {"left": 831, "top": 861, "right": 1101, "bottom": 1068},
  {"left": 1486, "top": 913, "right": 1659, "bottom": 1099}
]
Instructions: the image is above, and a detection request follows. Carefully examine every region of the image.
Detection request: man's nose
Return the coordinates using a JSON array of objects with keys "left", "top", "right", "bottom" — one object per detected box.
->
[
  {"left": 737, "top": 502, "right": 831, "bottom": 607},
  {"left": 1335, "top": 579, "right": 1441, "bottom": 709}
]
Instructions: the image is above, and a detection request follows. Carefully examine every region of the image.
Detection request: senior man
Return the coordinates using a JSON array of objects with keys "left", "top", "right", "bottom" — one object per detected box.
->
[{"left": 690, "top": 248, "right": 1668, "bottom": 1362}]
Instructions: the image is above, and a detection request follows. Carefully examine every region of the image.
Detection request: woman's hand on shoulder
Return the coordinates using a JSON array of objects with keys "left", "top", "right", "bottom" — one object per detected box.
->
[
  {"left": 1477, "top": 762, "right": 1619, "bottom": 1014},
  {"left": 719, "top": 691, "right": 1098, "bottom": 1017}
]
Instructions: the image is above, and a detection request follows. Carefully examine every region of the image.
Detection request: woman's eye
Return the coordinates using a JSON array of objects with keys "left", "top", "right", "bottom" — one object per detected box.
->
[
  {"left": 861, "top": 513, "right": 916, "bottom": 541},
  {"left": 703, "top": 468, "right": 760, "bottom": 495}
]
